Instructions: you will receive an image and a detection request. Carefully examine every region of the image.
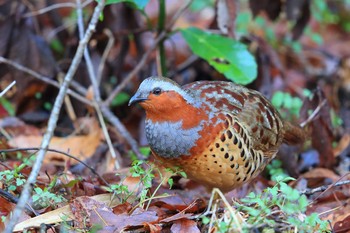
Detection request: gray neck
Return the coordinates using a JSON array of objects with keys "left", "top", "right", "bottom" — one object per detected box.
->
[{"left": 145, "top": 120, "right": 203, "bottom": 158}]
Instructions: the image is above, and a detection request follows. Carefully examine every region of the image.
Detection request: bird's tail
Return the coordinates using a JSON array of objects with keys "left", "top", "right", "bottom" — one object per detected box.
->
[{"left": 282, "top": 121, "right": 309, "bottom": 145}]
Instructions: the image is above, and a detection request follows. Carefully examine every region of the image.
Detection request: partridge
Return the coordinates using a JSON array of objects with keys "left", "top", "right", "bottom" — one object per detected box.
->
[{"left": 129, "top": 77, "right": 306, "bottom": 192}]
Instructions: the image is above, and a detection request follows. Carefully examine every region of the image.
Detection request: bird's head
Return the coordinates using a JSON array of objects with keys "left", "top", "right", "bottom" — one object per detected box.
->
[{"left": 129, "top": 77, "right": 197, "bottom": 115}]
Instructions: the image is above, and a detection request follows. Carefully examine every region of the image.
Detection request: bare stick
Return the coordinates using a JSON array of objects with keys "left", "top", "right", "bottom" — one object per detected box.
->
[
  {"left": 23, "top": 0, "right": 93, "bottom": 17},
  {"left": 100, "top": 104, "right": 143, "bottom": 159},
  {"left": 4, "top": 1, "right": 105, "bottom": 232},
  {"left": 300, "top": 99, "right": 327, "bottom": 128},
  {"left": 301, "top": 180, "right": 350, "bottom": 195},
  {"left": 97, "top": 29, "right": 115, "bottom": 84},
  {"left": 76, "top": 0, "right": 121, "bottom": 168},
  {"left": 0, "top": 56, "right": 91, "bottom": 106},
  {"left": 0, "top": 80, "right": 16, "bottom": 98}
]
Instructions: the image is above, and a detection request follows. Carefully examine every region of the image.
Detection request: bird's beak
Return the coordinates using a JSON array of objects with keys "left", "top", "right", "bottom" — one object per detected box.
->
[{"left": 128, "top": 93, "right": 148, "bottom": 106}]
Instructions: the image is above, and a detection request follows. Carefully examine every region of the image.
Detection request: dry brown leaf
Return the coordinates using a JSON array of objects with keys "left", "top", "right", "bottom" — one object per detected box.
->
[
  {"left": 170, "top": 218, "right": 200, "bottom": 233},
  {"left": 90, "top": 207, "right": 159, "bottom": 232},
  {"left": 70, "top": 196, "right": 112, "bottom": 228},
  {"left": 8, "top": 132, "right": 100, "bottom": 164},
  {"left": 13, "top": 194, "right": 122, "bottom": 232},
  {"left": 333, "top": 214, "right": 350, "bottom": 233},
  {"left": 333, "top": 134, "right": 350, "bottom": 157},
  {"left": 302, "top": 168, "right": 340, "bottom": 182}
]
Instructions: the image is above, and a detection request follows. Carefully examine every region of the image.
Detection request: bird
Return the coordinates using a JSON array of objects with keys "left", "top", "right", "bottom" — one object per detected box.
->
[{"left": 128, "top": 76, "right": 306, "bottom": 192}]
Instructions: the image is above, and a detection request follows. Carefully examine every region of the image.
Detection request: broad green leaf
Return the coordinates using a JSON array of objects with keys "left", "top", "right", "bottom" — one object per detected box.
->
[
  {"left": 104, "top": 0, "right": 149, "bottom": 10},
  {"left": 181, "top": 27, "right": 257, "bottom": 85}
]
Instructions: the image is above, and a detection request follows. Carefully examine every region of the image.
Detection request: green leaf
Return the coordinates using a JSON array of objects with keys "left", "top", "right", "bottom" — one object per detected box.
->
[
  {"left": 181, "top": 27, "right": 257, "bottom": 85},
  {"left": 298, "top": 195, "right": 308, "bottom": 211},
  {"left": 202, "top": 216, "right": 210, "bottom": 224},
  {"left": 167, "top": 178, "right": 173, "bottom": 188},
  {"left": 0, "top": 98, "right": 15, "bottom": 116},
  {"left": 104, "top": 0, "right": 149, "bottom": 10},
  {"left": 140, "top": 147, "right": 151, "bottom": 156},
  {"left": 111, "top": 92, "right": 130, "bottom": 106},
  {"left": 271, "top": 91, "right": 285, "bottom": 108},
  {"left": 179, "top": 171, "right": 187, "bottom": 178}
]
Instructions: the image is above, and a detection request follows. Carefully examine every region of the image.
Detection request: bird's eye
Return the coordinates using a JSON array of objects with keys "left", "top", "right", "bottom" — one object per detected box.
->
[{"left": 152, "top": 87, "right": 162, "bottom": 95}]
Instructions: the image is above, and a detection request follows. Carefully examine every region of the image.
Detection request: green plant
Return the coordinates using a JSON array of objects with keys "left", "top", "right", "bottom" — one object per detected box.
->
[
  {"left": 266, "top": 159, "right": 289, "bottom": 182},
  {"left": 271, "top": 91, "right": 303, "bottom": 119},
  {"left": 105, "top": 182, "right": 133, "bottom": 203},
  {"left": 32, "top": 187, "right": 66, "bottom": 208},
  {"left": 234, "top": 176, "right": 330, "bottom": 232},
  {"left": 0, "top": 166, "right": 27, "bottom": 192},
  {"left": 123, "top": 159, "right": 187, "bottom": 209},
  {"left": 130, "top": 160, "right": 156, "bottom": 204}
]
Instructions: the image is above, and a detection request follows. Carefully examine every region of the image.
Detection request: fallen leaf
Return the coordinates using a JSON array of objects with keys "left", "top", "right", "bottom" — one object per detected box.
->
[
  {"left": 170, "top": 218, "right": 200, "bottom": 233},
  {"left": 8, "top": 132, "right": 101, "bottom": 164},
  {"left": 90, "top": 207, "right": 159, "bottom": 232},
  {"left": 334, "top": 214, "right": 350, "bottom": 233},
  {"left": 13, "top": 194, "right": 122, "bottom": 232},
  {"left": 302, "top": 168, "right": 340, "bottom": 182}
]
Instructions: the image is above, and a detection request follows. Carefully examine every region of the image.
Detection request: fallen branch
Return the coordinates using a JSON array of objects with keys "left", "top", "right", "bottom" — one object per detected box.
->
[
  {"left": 301, "top": 179, "right": 350, "bottom": 195},
  {"left": 4, "top": 1, "right": 106, "bottom": 232}
]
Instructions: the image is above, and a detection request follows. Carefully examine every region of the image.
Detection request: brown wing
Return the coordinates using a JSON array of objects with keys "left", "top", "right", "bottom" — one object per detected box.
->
[{"left": 183, "top": 81, "right": 284, "bottom": 154}]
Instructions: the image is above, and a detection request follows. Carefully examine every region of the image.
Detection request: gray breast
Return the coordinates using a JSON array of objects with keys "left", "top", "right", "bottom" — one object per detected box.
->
[{"left": 145, "top": 120, "right": 203, "bottom": 158}]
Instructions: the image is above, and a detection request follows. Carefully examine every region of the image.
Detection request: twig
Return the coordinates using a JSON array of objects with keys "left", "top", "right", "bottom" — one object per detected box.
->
[
  {"left": 22, "top": 0, "right": 92, "bottom": 18},
  {"left": 168, "top": 54, "right": 198, "bottom": 78},
  {"left": 104, "top": 0, "right": 193, "bottom": 106},
  {"left": 100, "top": 105, "right": 143, "bottom": 159},
  {"left": 4, "top": 1, "right": 105, "bottom": 232},
  {"left": 57, "top": 72, "right": 77, "bottom": 121},
  {"left": 76, "top": 0, "right": 121, "bottom": 168},
  {"left": 157, "top": 0, "right": 167, "bottom": 76},
  {"left": 0, "top": 80, "right": 16, "bottom": 98},
  {"left": 167, "top": 0, "right": 193, "bottom": 29},
  {"left": 300, "top": 99, "right": 327, "bottom": 128},
  {"left": 0, "top": 56, "right": 91, "bottom": 106},
  {"left": 0, "top": 147, "right": 110, "bottom": 187},
  {"left": 104, "top": 31, "right": 167, "bottom": 106},
  {"left": 301, "top": 179, "right": 350, "bottom": 195},
  {"left": 0, "top": 189, "right": 38, "bottom": 217},
  {"left": 97, "top": 29, "right": 115, "bottom": 84}
]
